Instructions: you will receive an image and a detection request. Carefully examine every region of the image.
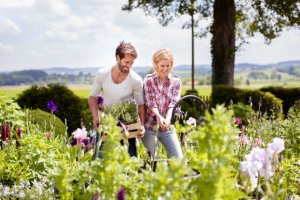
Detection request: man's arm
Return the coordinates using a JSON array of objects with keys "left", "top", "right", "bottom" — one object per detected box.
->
[
  {"left": 137, "top": 104, "right": 145, "bottom": 137},
  {"left": 88, "top": 96, "right": 100, "bottom": 129}
]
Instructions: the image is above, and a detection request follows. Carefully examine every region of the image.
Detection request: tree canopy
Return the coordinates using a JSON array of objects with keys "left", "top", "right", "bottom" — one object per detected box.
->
[{"left": 123, "top": 0, "right": 300, "bottom": 86}]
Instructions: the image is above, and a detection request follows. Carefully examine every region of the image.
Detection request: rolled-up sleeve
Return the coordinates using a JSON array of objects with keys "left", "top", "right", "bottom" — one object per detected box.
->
[
  {"left": 143, "top": 77, "right": 157, "bottom": 108},
  {"left": 169, "top": 78, "right": 181, "bottom": 108}
]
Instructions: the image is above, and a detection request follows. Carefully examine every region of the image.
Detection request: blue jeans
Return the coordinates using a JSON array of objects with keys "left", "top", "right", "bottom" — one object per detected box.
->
[{"left": 142, "top": 128, "right": 183, "bottom": 158}]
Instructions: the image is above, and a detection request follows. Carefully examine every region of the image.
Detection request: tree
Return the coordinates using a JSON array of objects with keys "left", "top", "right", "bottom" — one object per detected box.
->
[
  {"left": 123, "top": 0, "right": 212, "bottom": 89},
  {"left": 122, "top": 0, "right": 300, "bottom": 87}
]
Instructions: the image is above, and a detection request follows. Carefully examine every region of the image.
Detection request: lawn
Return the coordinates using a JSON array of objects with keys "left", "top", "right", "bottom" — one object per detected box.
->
[{"left": 0, "top": 84, "right": 212, "bottom": 99}]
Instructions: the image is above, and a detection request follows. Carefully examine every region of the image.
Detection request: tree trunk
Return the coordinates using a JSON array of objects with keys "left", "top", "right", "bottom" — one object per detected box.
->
[{"left": 211, "top": 0, "right": 236, "bottom": 86}]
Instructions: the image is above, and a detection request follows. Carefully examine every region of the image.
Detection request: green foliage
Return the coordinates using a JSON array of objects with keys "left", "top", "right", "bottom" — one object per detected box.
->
[
  {"left": 28, "top": 109, "right": 67, "bottom": 135},
  {"left": 187, "top": 105, "right": 245, "bottom": 199},
  {"left": 248, "top": 71, "right": 269, "bottom": 80},
  {"left": 1, "top": 97, "right": 300, "bottom": 199},
  {"left": 0, "top": 123, "right": 68, "bottom": 186},
  {"left": 105, "top": 101, "right": 139, "bottom": 124},
  {"left": 0, "top": 96, "right": 24, "bottom": 129},
  {"left": 16, "top": 83, "right": 86, "bottom": 133},
  {"left": 230, "top": 102, "right": 255, "bottom": 124},
  {"left": 212, "top": 85, "right": 283, "bottom": 117},
  {"left": 0, "top": 70, "right": 48, "bottom": 86},
  {"left": 260, "top": 86, "right": 300, "bottom": 116}
]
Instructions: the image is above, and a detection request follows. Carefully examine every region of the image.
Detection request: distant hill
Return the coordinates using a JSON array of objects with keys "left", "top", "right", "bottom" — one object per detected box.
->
[{"left": 0, "top": 60, "right": 299, "bottom": 86}]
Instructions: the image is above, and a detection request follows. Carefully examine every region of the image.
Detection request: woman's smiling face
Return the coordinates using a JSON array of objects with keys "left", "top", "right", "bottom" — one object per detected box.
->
[{"left": 156, "top": 59, "right": 171, "bottom": 79}]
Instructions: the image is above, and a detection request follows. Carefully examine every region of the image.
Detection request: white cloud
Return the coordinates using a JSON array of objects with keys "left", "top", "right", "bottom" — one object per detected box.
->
[
  {"left": 0, "top": 19, "right": 22, "bottom": 35},
  {"left": 0, "top": 42, "right": 13, "bottom": 52},
  {"left": 0, "top": 0, "right": 34, "bottom": 8},
  {"left": 0, "top": 0, "right": 299, "bottom": 70},
  {"left": 34, "top": 0, "right": 70, "bottom": 16}
]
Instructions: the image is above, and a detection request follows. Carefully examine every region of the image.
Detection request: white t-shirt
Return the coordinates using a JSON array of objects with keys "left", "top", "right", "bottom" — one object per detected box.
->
[{"left": 90, "top": 67, "right": 144, "bottom": 107}]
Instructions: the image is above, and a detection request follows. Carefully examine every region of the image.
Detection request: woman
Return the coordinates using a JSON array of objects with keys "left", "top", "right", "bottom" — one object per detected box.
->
[{"left": 142, "top": 48, "right": 183, "bottom": 158}]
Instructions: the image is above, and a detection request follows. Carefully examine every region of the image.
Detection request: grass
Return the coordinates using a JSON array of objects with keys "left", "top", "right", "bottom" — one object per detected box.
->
[{"left": 0, "top": 84, "right": 212, "bottom": 99}]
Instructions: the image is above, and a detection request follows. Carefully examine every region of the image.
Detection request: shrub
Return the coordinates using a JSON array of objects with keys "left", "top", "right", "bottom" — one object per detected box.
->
[
  {"left": 17, "top": 84, "right": 85, "bottom": 133},
  {"left": 230, "top": 102, "right": 254, "bottom": 125},
  {"left": 260, "top": 86, "right": 300, "bottom": 116},
  {"left": 212, "top": 85, "right": 283, "bottom": 117},
  {"left": 28, "top": 109, "right": 67, "bottom": 135}
]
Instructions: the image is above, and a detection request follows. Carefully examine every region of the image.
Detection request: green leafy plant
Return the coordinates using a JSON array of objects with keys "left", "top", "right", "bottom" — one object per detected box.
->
[{"left": 105, "top": 101, "right": 138, "bottom": 124}]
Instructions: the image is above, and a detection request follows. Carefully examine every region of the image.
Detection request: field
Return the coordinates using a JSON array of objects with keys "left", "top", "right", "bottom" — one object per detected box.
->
[{"left": 0, "top": 84, "right": 212, "bottom": 99}]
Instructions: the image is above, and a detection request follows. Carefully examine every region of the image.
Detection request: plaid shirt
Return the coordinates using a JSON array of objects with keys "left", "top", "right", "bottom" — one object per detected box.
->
[{"left": 143, "top": 73, "right": 181, "bottom": 131}]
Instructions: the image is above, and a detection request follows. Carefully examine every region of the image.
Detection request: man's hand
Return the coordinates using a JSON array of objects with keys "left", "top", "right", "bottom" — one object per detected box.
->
[{"left": 93, "top": 118, "right": 100, "bottom": 130}]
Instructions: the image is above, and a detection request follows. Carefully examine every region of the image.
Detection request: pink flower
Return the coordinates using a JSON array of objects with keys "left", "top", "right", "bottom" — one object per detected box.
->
[
  {"left": 233, "top": 117, "right": 242, "bottom": 125},
  {"left": 253, "top": 137, "right": 263, "bottom": 147},
  {"left": 44, "top": 131, "right": 53, "bottom": 138},
  {"left": 238, "top": 134, "right": 249, "bottom": 146},
  {"left": 268, "top": 137, "right": 284, "bottom": 155},
  {"left": 72, "top": 128, "right": 87, "bottom": 144}
]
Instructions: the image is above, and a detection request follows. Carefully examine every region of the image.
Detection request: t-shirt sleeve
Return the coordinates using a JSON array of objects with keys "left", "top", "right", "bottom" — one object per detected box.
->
[
  {"left": 90, "top": 69, "right": 104, "bottom": 97},
  {"left": 132, "top": 75, "right": 144, "bottom": 105}
]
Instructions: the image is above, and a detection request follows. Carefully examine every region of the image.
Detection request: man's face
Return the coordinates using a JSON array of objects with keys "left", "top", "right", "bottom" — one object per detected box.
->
[{"left": 117, "top": 54, "right": 135, "bottom": 74}]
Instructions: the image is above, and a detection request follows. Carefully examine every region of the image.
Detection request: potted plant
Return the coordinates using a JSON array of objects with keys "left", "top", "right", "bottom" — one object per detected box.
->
[{"left": 104, "top": 101, "right": 141, "bottom": 139}]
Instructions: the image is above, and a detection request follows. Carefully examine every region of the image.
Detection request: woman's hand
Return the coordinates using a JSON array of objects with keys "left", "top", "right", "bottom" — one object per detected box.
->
[{"left": 157, "top": 115, "right": 168, "bottom": 132}]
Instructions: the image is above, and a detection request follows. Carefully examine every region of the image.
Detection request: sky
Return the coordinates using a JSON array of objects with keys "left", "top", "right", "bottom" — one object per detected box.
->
[{"left": 0, "top": 0, "right": 299, "bottom": 71}]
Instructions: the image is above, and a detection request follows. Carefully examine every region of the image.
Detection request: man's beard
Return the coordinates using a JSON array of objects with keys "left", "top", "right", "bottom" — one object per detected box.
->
[{"left": 118, "top": 62, "right": 130, "bottom": 74}]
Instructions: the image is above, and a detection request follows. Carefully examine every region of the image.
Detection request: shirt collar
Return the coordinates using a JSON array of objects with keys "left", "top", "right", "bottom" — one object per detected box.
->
[{"left": 153, "top": 73, "right": 172, "bottom": 81}]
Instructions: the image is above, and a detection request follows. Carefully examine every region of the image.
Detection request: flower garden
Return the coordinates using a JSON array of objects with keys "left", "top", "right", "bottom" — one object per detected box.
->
[{"left": 0, "top": 94, "right": 299, "bottom": 200}]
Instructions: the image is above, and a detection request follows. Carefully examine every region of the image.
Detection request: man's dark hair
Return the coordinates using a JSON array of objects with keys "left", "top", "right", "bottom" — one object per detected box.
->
[{"left": 115, "top": 41, "right": 137, "bottom": 59}]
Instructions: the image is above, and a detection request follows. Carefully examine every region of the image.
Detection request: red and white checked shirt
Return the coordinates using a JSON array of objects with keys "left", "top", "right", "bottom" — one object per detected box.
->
[{"left": 143, "top": 73, "right": 181, "bottom": 131}]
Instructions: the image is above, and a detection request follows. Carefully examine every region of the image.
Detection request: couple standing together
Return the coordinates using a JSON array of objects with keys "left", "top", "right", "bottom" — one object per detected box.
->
[{"left": 88, "top": 41, "right": 183, "bottom": 159}]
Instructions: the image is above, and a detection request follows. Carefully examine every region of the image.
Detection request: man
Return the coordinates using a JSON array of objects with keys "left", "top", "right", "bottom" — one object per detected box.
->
[{"left": 89, "top": 41, "right": 145, "bottom": 157}]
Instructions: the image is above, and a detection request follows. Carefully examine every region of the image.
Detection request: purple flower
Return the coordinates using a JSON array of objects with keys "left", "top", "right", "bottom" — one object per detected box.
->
[
  {"left": 1, "top": 123, "right": 10, "bottom": 148},
  {"left": 240, "top": 147, "right": 273, "bottom": 190},
  {"left": 96, "top": 95, "right": 104, "bottom": 105},
  {"left": 92, "top": 191, "right": 99, "bottom": 200},
  {"left": 117, "top": 187, "right": 125, "bottom": 200},
  {"left": 268, "top": 137, "right": 284, "bottom": 155},
  {"left": 71, "top": 138, "right": 77, "bottom": 146},
  {"left": 175, "top": 108, "right": 184, "bottom": 117},
  {"left": 16, "top": 128, "right": 21, "bottom": 148},
  {"left": 47, "top": 100, "right": 58, "bottom": 113},
  {"left": 82, "top": 139, "right": 89, "bottom": 147}
]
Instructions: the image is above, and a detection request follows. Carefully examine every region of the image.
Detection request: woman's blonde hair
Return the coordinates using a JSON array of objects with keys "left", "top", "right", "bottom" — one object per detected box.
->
[{"left": 152, "top": 48, "right": 174, "bottom": 73}]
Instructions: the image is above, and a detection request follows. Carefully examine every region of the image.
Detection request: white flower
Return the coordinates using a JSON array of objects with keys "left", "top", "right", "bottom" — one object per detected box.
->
[
  {"left": 240, "top": 161, "right": 258, "bottom": 189},
  {"left": 19, "top": 191, "right": 26, "bottom": 199},
  {"left": 240, "top": 147, "right": 274, "bottom": 190},
  {"left": 186, "top": 117, "right": 196, "bottom": 127},
  {"left": 72, "top": 127, "right": 87, "bottom": 142},
  {"left": 3, "top": 186, "right": 10, "bottom": 196},
  {"left": 268, "top": 137, "right": 285, "bottom": 155}
]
